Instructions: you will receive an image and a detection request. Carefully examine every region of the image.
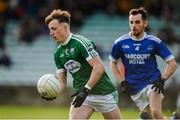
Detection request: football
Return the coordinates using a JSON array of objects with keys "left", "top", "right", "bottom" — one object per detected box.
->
[{"left": 37, "top": 74, "right": 61, "bottom": 100}]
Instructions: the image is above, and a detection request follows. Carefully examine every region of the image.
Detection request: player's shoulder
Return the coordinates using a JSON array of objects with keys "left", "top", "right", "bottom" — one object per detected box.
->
[
  {"left": 71, "top": 34, "right": 93, "bottom": 46},
  {"left": 114, "top": 33, "right": 130, "bottom": 44},
  {"left": 145, "top": 33, "right": 162, "bottom": 44},
  {"left": 71, "top": 34, "right": 89, "bottom": 42}
]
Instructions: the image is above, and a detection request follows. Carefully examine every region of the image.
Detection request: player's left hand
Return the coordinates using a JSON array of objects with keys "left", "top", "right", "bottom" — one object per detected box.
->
[
  {"left": 151, "top": 78, "right": 165, "bottom": 94},
  {"left": 71, "top": 87, "right": 89, "bottom": 108},
  {"left": 120, "top": 81, "right": 132, "bottom": 95}
]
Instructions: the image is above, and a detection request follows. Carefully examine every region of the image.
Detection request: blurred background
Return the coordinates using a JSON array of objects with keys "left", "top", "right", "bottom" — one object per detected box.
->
[{"left": 0, "top": 0, "right": 180, "bottom": 119}]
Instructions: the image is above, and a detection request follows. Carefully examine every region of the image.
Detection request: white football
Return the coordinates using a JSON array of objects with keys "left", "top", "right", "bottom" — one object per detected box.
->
[{"left": 37, "top": 74, "right": 61, "bottom": 100}]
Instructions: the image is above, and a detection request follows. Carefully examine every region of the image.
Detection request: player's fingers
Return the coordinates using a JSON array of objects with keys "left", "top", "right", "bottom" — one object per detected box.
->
[
  {"left": 74, "top": 103, "right": 78, "bottom": 108},
  {"left": 76, "top": 103, "right": 80, "bottom": 107},
  {"left": 72, "top": 101, "right": 75, "bottom": 105},
  {"left": 74, "top": 102, "right": 80, "bottom": 108},
  {"left": 72, "top": 99, "right": 76, "bottom": 105},
  {"left": 154, "top": 87, "right": 158, "bottom": 92},
  {"left": 41, "top": 96, "right": 50, "bottom": 101},
  {"left": 151, "top": 85, "right": 155, "bottom": 90},
  {"left": 158, "top": 88, "right": 161, "bottom": 94},
  {"left": 48, "top": 97, "right": 56, "bottom": 100},
  {"left": 75, "top": 98, "right": 83, "bottom": 108}
]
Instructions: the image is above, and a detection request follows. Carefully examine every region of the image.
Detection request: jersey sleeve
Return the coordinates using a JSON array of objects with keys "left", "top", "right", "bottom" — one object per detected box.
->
[
  {"left": 54, "top": 50, "right": 66, "bottom": 73},
  {"left": 109, "top": 42, "right": 123, "bottom": 62},
  {"left": 157, "top": 41, "right": 174, "bottom": 61},
  {"left": 78, "top": 38, "right": 99, "bottom": 61}
]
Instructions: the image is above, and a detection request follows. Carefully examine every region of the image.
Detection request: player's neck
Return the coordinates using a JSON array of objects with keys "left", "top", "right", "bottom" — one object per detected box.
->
[
  {"left": 60, "top": 32, "right": 71, "bottom": 46},
  {"left": 131, "top": 32, "right": 145, "bottom": 40}
]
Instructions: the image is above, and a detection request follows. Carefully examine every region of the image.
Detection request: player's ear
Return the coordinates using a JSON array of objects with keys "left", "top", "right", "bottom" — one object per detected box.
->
[
  {"left": 144, "top": 20, "right": 148, "bottom": 28},
  {"left": 63, "top": 23, "right": 70, "bottom": 32}
]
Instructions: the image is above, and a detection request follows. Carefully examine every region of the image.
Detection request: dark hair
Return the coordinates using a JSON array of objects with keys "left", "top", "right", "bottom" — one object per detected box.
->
[
  {"left": 45, "top": 9, "right": 71, "bottom": 25},
  {"left": 129, "top": 7, "right": 147, "bottom": 20}
]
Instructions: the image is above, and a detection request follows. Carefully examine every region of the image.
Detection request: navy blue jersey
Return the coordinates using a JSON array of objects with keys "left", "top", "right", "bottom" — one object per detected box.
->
[{"left": 109, "top": 32, "right": 174, "bottom": 94}]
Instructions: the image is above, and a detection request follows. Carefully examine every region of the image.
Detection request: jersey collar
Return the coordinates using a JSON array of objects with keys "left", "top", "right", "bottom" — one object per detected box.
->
[
  {"left": 60, "top": 33, "right": 72, "bottom": 46},
  {"left": 129, "top": 32, "right": 147, "bottom": 41}
]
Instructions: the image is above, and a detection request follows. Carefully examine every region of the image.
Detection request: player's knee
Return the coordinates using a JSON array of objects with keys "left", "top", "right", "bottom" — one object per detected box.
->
[
  {"left": 69, "top": 113, "right": 82, "bottom": 119},
  {"left": 151, "top": 109, "right": 162, "bottom": 119}
]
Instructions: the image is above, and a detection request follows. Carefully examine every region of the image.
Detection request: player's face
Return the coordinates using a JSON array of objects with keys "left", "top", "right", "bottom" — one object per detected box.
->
[
  {"left": 129, "top": 14, "right": 147, "bottom": 38},
  {"left": 48, "top": 19, "right": 67, "bottom": 43}
]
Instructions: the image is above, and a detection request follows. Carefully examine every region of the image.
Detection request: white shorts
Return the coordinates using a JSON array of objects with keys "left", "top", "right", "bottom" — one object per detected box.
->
[
  {"left": 131, "top": 84, "right": 164, "bottom": 111},
  {"left": 83, "top": 91, "right": 119, "bottom": 113}
]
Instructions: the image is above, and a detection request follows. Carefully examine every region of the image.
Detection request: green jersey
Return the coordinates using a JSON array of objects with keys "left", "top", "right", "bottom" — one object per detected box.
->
[{"left": 54, "top": 34, "right": 116, "bottom": 95}]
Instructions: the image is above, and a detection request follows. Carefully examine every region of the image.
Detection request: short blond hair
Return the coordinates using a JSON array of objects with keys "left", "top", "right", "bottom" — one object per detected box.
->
[{"left": 45, "top": 9, "right": 71, "bottom": 25}]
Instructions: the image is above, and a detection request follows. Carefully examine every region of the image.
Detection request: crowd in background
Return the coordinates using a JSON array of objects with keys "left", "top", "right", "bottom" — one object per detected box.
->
[
  {"left": 0, "top": 0, "right": 180, "bottom": 68},
  {"left": 0, "top": 0, "right": 180, "bottom": 113}
]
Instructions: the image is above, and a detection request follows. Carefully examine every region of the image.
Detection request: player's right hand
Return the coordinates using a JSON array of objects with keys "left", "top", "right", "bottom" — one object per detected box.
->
[
  {"left": 71, "top": 87, "right": 89, "bottom": 108},
  {"left": 41, "top": 96, "right": 56, "bottom": 101},
  {"left": 120, "top": 81, "right": 132, "bottom": 95}
]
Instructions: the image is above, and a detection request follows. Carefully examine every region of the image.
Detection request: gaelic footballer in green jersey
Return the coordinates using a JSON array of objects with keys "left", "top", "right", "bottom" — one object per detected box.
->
[
  {"left": 54, "top": 34, "right": 116, "bottom": 95},
  {"left": 45, "top": 9, "right": 121, "bottom": 119}
]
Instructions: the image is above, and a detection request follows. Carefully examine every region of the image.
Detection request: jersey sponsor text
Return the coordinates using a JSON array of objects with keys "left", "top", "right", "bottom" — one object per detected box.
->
[{"left": 125, "top": 53, "right": 150, "bottom": 64}]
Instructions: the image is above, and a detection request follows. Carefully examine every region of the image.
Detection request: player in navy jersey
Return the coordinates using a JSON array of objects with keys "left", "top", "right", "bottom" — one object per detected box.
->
[{"left": 109, "top": 7, "right": 177, "bottom": 119}]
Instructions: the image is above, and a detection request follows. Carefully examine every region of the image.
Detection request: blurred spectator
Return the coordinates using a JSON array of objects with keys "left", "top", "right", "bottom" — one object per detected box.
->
[
  {"left": 70, "top": 9, "right": 84, "bottom": 32},
  {"left": 167, "top": 76, "right": 180, "bottom": 119},
  {"left": 116, "top": 0, "right": 148, "bottom": 15},
  {"left": 145, "top": 0, "right": 162, "bottom": 17},
  {"left": 8, "top": 0, "right": 26, "bottom": 20},
  {"left": 175, "top": 52, "right": 180, "bottom": 63},
  {"left": 0, "top": 0, "right": 179, "bottom": 47},
  {"left": 116, "top": 0, "right": 135, "bottom": 15},
  {"left": 0, "top": 0, "right": 12, "bottom": 67},
  {"left": 0, "top": 16, "right": 12, "bottom": 67},
  {"left": 106, "top": 0, "right": 118, "bottom": 16},
  {"left": 0, "top": 0, "right": 8, "bottom": 15},
  {"left": 160, "top": 0, "right": 174, "bottom": 22},
  {"left": 175, "top": 93, "right": 180, "bottom": 118},
  {"left": 47, "top": 0, "right": 60, "bottom": 11},
  {"left": 36, "top": 6, "right": 49, "bottom": 35},
  {"left": 156, "top": 24, "right": 178, "bottom": 45},
  {"left": 16, "top": 15, "right": 38, "bottom": 44}
]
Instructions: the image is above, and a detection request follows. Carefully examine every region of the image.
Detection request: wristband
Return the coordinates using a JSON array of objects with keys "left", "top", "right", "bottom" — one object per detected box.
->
[{"left": 85, "top": 84, "right": 92, "bottom": 90}]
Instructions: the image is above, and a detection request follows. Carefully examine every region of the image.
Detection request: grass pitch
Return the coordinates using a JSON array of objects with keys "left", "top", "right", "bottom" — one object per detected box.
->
[{"left": 0, "top": 105, "right": 172, "bottom": 119}]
